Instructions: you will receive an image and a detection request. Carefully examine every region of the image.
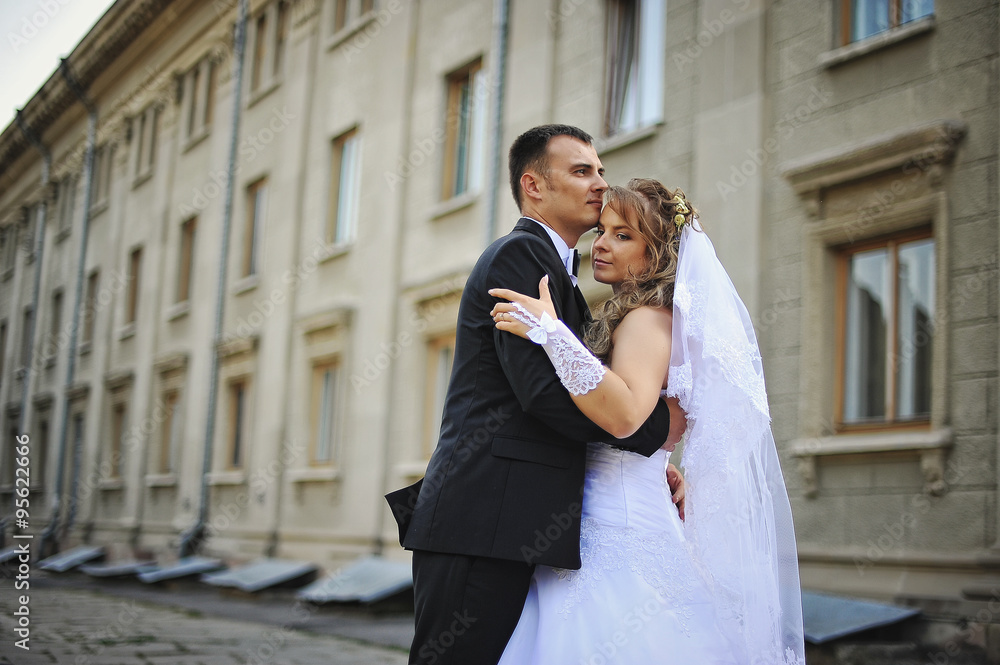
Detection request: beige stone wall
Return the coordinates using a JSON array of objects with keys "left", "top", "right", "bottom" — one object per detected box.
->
[
  {"left": 764, "top": 0, "right": 999, "bottom": 601},
  {"left": 0, "top": 0, "right": 996, "bottom": 612}
]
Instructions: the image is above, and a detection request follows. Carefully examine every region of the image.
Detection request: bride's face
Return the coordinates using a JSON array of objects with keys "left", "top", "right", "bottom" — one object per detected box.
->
[{"left": 591, "top": 204, "right": 649, "bottom": 287}]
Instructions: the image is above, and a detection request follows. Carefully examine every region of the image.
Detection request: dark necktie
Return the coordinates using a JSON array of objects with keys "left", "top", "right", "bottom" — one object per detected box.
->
[{"left": 571, "top": 249, "right": 581, "bottom": 277}]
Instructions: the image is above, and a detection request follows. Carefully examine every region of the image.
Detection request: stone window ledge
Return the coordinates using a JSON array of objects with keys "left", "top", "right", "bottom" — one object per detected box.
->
[
  {"left": 395, "top": 460, "right": 428, "bottom": 482},
  {"left": 596, "top": 122, "right": 661, "bottom": 157},
  {"left": 145, "top": 473, "right": 177, "bottom": 487},
  {"left": 98, "top": 477, "right": 125, "bottom": 491},
  {"left": 166, "top": 301, "right": 190, "bottom": 321},
  {"left": 207, "top": 470, "right": 246, "bottom": 486},
  {"left": 233, "top": 274, "right": 260, "bottom": 295},
  {"left": 287, "top": 467, "right": 341, "bottom": 484},
  {"left": 790, "top": 428, "right": 953, "bottom": 498},
  {"left": 820, "top": 16, "right": 935, "bottom": 69},
  {"left": 430, "top": 191, "right": 479, "bottom": 221}
]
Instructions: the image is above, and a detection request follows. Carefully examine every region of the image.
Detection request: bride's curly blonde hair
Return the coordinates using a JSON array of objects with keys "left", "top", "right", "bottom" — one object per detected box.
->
[{"left": 584, "top": 178, "right": 698, "bottom": 361}]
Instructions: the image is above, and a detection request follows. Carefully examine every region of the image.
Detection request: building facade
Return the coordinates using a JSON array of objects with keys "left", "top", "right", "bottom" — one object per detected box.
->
[{"left": 0, "top": 0, "right": 997, "bottom": 646}]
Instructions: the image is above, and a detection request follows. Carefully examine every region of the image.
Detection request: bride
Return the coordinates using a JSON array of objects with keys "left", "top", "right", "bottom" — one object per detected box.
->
[{"left": 489, "top": 179, "right": 805, "bottom": 664}]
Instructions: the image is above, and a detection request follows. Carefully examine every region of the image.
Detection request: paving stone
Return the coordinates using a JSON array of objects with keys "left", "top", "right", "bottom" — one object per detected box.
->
[{"left": 0, "top": 583, "right": 408, "bottom": 665}]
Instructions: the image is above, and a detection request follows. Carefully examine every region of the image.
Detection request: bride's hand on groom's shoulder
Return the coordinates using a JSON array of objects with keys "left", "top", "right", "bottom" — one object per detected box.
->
[{"left": 489, "top": 275, "right": 559, "bottom": 340}]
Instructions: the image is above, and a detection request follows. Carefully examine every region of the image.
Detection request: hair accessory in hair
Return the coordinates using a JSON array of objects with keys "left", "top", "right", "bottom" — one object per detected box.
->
[{"left": 672, "top": 195, "right": 690, "bottom": 229}]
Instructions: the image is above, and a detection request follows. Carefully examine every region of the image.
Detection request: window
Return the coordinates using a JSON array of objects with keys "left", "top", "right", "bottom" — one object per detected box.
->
[
  {"left": 21, "top": 204, "right": 36, "bottom": 260},
  {"left": 20, "top": 307, "right": 32, "bottom": 370},
  {"left": 333, "top": 0, "right": 348, "bottom": 31},
  {"left": 56, "top": 175, "right": 77, "bottom": 235},
  {"left": 33, "top": 417, "right": 48, "bottom": 489},
  {"left": 227, "top": 379, "right": 248, "bottom": 468},
  {"left": 90, "top": 144, "right": 114, "bottom": 207},
  {"left": 251, "top": 12, "right": 269, "bottom": 92},
  {"left": 0, "top": 322, "right": 6, "bottom": 388},
  {"left": 249, "top": 1, "right": 288, "bottom": 94},
  {"left": 47, "top": 290, "right": 62, "bottom": 365},
  {"left": 836, "top": 229, "right": 934, "bottom": 429},
  {"left": 82, "top": 271, "right": 99, "bottom": 345},
  {"left": 332, "top": 0, "right": 374, "bottom": 34},
  {"left": 133, "top": 105, "right": 158, "bottom": 179},
  {"left": 243, "top": 179, "right": 267, "bottom": 277},
  {"left": 840, "top": 0, "right": 934, "bottom": 45},
  {"left": 4, "top": 419, "right": 17, "bottom": 487},
  {"left": 110, "top": 402, "right": 126, "bottom": 478},
  {"left": 159, "top": 390, "right": 180, "bottom": 474},
  {"left": 0, "top": 225, "right": 15, "bottom": 273},
  {"left": 126, "top": 247, "right": 143, "bottom": 325},
  {"left": 442, "top": 60, "right": 485, "bottom": 201},
  {"left": 177, "top": 218, "right": 197, "bottom": 302},
  {"left": 327, "top": 129, "right": 361, "bottom": 245},
  {"left": 311, "top": 360, "right": 341, "bottom": 464},
  {"left": 183, "top": 59, "right": 216, "bottom": 141},
  {"left": 604, "top": 0, "right": 665, "bottom": 137},
  {"left": 424, "top": 334, "right": 455, "bottom": 457},
  {"left": 274, "top": 1, "right": 289, "bottom": 77}
]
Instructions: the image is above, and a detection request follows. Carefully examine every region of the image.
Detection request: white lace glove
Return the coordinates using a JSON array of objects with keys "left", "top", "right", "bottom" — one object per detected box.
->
[{"left": 508, "top": 303, "right": 606, "bottom": 396}]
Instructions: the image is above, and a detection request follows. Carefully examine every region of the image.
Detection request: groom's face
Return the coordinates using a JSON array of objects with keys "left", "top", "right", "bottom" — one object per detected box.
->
[{"left": 535, "top": 136, "right": 608, "bottom": 235}]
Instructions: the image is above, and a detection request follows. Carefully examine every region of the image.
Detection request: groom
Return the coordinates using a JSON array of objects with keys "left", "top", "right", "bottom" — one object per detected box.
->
[{"left": 386, "top": 124, "right": 674, "bottom": 665}]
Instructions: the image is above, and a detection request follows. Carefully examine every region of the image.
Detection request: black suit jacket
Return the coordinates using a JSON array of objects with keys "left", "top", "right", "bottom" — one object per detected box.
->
[{"left": 386, "top": 218, "right": 671, "bottom": 569}]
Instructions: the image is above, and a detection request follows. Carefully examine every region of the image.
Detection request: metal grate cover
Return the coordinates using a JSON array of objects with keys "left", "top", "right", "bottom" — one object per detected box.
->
[
  {"left": 37, "top": 545, "right": 105, "bottom": 572},
  {"left": 802, "top": 590, "right": 921, "bottom": 644},
  {"left": 297, "top": 555, "right": 412, "bottom": 604},
  {"left": 80, "top": 559, "right": 159, "bottom": 578},
  {"left": 201, "top": 558, "right": 317, "bottom": 592},
  {"left": 138, "top": 556, "right": 226, "bottom": 583}
]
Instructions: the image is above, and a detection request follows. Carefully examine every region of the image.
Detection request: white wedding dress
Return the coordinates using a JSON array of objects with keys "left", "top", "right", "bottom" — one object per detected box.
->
[{"left": 498, "top": 441, "right": 740, "bottom": 665}]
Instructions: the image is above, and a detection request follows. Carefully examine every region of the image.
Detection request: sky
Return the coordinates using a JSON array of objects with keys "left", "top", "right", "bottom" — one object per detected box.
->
[{"left": 0, "top": 0, "right": 116, "bottom": 132}]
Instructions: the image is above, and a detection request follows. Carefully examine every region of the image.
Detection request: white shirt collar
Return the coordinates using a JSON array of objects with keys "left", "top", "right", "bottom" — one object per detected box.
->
[{"left": 524, "top": 217, "right": 578, "bottom": 286}]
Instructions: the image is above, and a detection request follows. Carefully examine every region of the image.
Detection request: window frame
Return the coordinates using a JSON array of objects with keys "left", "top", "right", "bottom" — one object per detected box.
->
[
  {"left": 327, "top": 128, "right": 362, "bottom": 246},
  {"left": 227, "top": 377, "right": 250, "bottom": 469},
  {"left": 310, "top": 358, "right": 343, "bottom": 466},
  {"left": 243, "top": 178, "right": 267, "bottom": 277},
  {"left": 0, "top": 321, "right": 7, "bottom": 389},
  {"left": 133, "top": 105, "right": 158, "bottom": 181},
  {"left": 423, "top": 332, "right": 456, "bottom": 458},
  {"left": 177, "top": 217, "right": 197, "bottom": 303},
  {"left": 603, "top": 0, "right": 665, "bottom": 138},
  {"left": 125, "top": 246, "right": 143, "bottom": 326},
  {"left": 82, "top": 270, "right": 99, "bottom": 346},
  {"left": 833, "top": 226, "right": 935, "bottom": 433},
  {"left": 46, "top": 289, "right": 63, "bottom": 367},
  {"left": 109, "top": 401, "right": 127, "bottom": 479},
  {"left": 441, "top": 59, "right": 485, "bottom": 202},
  {"left": 159, "top": 389, "right": 181, "bottom": 474},
  {"left": 838, "top": 0, "right": 934, "bottom": 46}
]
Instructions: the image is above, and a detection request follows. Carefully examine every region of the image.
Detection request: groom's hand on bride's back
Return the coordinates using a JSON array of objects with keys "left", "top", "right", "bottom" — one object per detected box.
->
[{"left": 662, "top": 396, "right": 688, "bottom": 451}]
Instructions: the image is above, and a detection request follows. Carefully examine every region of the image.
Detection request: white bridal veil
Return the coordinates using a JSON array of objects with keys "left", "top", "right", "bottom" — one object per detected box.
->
[{"left": 667, "top": 220, "right": 806, "bottom": 665}]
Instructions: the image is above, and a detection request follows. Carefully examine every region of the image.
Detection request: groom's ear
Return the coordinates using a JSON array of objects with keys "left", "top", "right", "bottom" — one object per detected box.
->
[{"left": 520, "top": 172, "right": 544, "bottom": 203}]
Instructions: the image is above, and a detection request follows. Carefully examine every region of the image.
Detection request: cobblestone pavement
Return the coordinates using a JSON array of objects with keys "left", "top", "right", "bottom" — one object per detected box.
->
[{"left": 0, "top": 578, "right": 410, "bottom": 665}]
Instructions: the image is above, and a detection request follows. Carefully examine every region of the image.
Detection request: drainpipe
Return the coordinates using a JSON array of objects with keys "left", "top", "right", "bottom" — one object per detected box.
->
[
  {"left": 373, "top": 0, "right": 421, "bottom": 556},
  {"left": 8, "top": 112, "right": 50, "bottom": 548},
  {"left": 38, "top": 58, "right": 97, "bottom": 557},
  {"left": 483, "top": 0, "right": 510, "bottom": 247},
  {"left": 180, "top": 0, "right": 248, "bottom": 557}
]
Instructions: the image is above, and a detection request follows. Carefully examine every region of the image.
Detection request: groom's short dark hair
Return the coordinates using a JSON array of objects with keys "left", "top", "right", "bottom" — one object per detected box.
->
[{"left": 508, "top": 124, "right": 594, "bottom": 210}]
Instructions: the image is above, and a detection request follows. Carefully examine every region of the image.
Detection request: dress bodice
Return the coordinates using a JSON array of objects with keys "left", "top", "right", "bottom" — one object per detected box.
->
[{"left": 583, "top": 443, "right": 683, "bottom": 539}]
